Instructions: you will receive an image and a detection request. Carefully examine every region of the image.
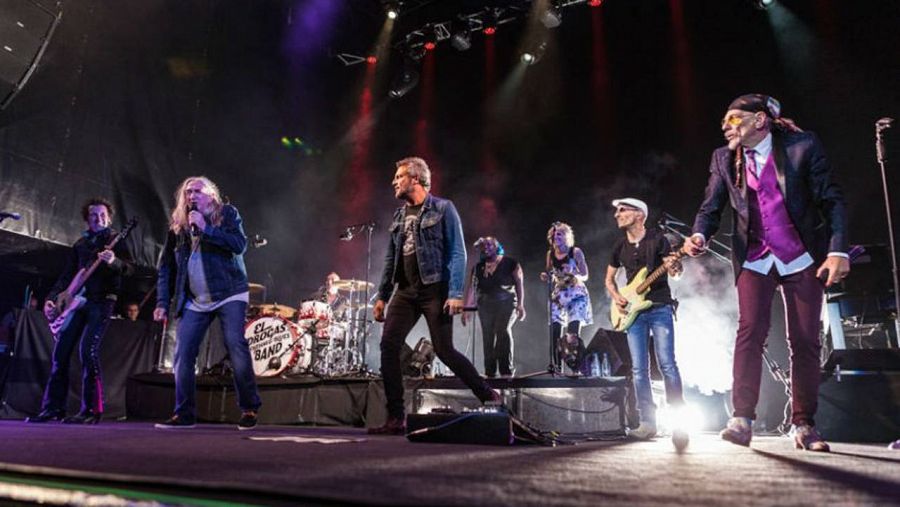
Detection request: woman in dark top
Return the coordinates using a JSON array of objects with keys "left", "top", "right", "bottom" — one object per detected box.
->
[{"left": 462, "top": 237, "right": 526, "bottom": 377}]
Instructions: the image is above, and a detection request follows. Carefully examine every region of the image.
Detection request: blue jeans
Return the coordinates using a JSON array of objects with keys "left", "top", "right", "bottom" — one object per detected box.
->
[
  {"left": 173, "top": 301, "right": 261, "bottom": 421},
  {"left": 626, "top": 305, "right": 684, "bottom": 425}
]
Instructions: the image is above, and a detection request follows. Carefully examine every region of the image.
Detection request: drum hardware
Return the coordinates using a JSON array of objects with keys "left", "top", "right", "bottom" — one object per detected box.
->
[
  {"left": 248, "top": 283, "right": 266, "bottom": 305},
  {"left": 331, "top": 279, "right": 375, "bottom": 292},
  {"left": 250, "top": 303, "right": 296, "bottom": 320}
]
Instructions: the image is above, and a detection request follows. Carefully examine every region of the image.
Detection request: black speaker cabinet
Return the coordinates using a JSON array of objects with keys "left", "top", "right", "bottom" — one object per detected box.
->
[
  {"left": 0, "top": 0, "right": 61, "bottom": 108},
  {"left": 817, "top": 371, "right": 900, "bottom": 443}
]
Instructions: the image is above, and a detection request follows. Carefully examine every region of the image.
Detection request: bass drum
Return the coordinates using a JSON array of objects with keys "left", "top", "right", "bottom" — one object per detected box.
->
[{"left": 244, "top": 315, "right": 312, "bottom": 377}]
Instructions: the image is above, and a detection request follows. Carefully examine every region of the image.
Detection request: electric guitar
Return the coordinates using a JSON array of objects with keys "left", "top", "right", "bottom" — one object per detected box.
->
[
  {"left": 44, "top": 218, "right": 137, "bottom": 337},
  {"left": 610, "top": 247, "right": 687, "bottom": 332}
]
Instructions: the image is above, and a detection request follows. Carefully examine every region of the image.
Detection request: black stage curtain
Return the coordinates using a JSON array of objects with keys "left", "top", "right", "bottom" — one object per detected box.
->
[{"left": 0, "top": 309, "right": 159, "bottom": 419}]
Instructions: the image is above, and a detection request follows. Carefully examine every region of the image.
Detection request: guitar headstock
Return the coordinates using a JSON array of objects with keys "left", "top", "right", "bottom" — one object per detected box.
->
[{"left": 118, "top": 217, "right": 138, "bottom": 241}]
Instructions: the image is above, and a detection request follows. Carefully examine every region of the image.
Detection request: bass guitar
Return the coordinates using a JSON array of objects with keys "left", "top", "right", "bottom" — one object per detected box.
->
[{"left": 44, "top": 218, "right": 137, "bottom": 337}]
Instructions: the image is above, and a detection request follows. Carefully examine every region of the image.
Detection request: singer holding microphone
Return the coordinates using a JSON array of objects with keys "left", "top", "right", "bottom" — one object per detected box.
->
[
  {"left": 684, "top": 94, "right": 849, "bottom": 452},
  {"left": 368, "top": 157, "right": 500, "bottom": 435},
  {"left": 153, "top": 176, "right": 261, "bottom": 430}
]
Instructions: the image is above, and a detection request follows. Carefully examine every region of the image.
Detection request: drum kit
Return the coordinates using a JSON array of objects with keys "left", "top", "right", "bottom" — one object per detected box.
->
[{"left": 244, "top": 279, "right": 375, "bottom": 378}]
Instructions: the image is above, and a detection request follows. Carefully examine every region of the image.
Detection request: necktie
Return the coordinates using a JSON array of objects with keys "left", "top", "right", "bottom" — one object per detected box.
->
[{"left": 745, "top": 149, "right": 758, "bottom": 177}]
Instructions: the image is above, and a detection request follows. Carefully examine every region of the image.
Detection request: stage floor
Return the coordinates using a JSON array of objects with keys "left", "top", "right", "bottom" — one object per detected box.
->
[{"left": 0, "top": 421, "right": 898, "bottom": 506}]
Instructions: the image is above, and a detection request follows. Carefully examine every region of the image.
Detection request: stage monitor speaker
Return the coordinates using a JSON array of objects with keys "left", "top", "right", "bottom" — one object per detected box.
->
[
  {"left": 822, "top": 349, "right": 900, "bottom": 372},
  {"left": 407, "top": 411, "right": 516, "bottom": 445},
  {"left": 817, "top": 372, "right": 900, "bottom": 442},
  {"left": 0, "top": 0, "right": 61, "bottom": 109}
]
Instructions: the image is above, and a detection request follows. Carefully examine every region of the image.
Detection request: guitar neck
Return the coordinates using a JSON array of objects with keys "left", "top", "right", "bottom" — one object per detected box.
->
[
  {"left": 64, "top": 233, "right": 123, "bottom": 297},
  {"left": 634, "top": 250, "right": 685, "bottom": 294}
]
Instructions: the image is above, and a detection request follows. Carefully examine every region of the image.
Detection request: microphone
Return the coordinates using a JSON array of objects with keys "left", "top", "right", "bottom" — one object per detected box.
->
[
  {"left": 251, "top": 234, "right": 267, "bottom": 248},
  {"left": 189, "top": 203, "right": 199, "bottom": 236},
  {"left": 876, "top": 117, "right": 894, "bottom": 129},
  {"left": 0, "top": 211, "right": 22, "bottom": 220},
  {"left": 339, "top": 229, "right": 354, "bottom": 241}
]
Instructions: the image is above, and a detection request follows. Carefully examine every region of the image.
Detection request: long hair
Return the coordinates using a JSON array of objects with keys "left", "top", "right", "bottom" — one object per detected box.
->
[{"left": 169, "top": 176, "right": 224, "bottom": 234}]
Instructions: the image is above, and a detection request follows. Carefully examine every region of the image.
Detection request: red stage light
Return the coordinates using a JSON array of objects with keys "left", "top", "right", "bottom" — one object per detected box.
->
[
  {"left": 483, "top": 26, "right": 496, "bottom": 35},
  {"left": 588, "top": 0, "right": 603, "bottom": 6},
  {"left": 424, "top": 41, "right": 436, "bottom": 51},
  {"left": 366, "top": 55, "right": 377, "bottom": 64}
]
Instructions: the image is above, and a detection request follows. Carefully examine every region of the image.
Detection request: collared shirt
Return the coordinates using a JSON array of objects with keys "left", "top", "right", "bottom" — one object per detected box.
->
[{"left": 739, "top": 132, "right": 846, "bottom": 276}]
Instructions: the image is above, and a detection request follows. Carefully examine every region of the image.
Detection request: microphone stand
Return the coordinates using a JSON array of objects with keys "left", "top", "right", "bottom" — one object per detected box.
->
[
  {"left": 876, "top": 118, "right": 899, "bottom": 347},
  {"left": 340, "top": 221, "right": 377, "bottom": 374}
]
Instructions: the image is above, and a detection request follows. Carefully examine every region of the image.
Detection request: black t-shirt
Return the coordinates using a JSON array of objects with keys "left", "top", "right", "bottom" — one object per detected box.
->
[
  {"left": 475, "top": 256, "right": 519, "bottom": 303},
  {"left": 609, "top": 229, "right": 674, "bottom": 305},
  {"left": 396, "top": 204, "right": 423, "bottom": 289}
]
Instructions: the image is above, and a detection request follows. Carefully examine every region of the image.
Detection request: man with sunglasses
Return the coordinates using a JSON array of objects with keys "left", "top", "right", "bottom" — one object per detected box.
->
[{"left": 685, "top": 94, "right": 849, "bottom": 452}]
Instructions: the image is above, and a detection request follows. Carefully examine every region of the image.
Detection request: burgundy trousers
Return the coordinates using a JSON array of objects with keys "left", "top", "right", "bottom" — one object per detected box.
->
[{"left": 732, "top": 265, "right": 823, "bottom": 426}]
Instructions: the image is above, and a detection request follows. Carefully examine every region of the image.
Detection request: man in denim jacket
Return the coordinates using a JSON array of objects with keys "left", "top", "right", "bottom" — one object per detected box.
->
[
  {"left": 153, "top": 176, "right": 261, "bottom": 430},
  {"left": 369, "top": 157, "right": 498, "bottom": 435}
]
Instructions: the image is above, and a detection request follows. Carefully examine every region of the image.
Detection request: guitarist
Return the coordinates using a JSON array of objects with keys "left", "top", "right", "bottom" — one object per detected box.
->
[
  {"left": 605, "top": 197, "right": 687, "bottom": 448},
  {"left": 29, "top": 197, "right": 133, "bottom": 424}
]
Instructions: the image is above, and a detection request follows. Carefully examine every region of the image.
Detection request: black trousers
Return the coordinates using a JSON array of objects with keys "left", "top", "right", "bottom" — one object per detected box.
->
[
  {"left": 478, "top": 297, "right": 516, "bottom": 376},
  {"left": 380, "top": 283, "right": 492, "bottom": 418},
  {"left": 42, "top": 299, "right": 114, "bottom": 414}
]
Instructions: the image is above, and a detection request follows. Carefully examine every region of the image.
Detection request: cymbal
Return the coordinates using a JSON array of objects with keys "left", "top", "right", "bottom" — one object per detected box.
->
[
  {"left": 332, "top": 279, "right": 374, "bottom": 291},
  {"left": 253, "top": 303, "right": 296, "bottom": 318}
]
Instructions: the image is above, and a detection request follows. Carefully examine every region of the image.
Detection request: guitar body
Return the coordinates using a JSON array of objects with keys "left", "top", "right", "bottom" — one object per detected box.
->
[
  {"left": 610, "top": 267, "right": 654, "bottom": 332},
  {"left": 47, "top": 293, "right": 87, "bottom": 337}
]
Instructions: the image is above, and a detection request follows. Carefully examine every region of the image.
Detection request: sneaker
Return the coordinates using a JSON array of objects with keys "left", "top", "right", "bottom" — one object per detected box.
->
[
  {"left": 793, "top": 424, "right": 830, "bottom": 452},
  {"left": 238, "top": 411, "right": 258, "bottom": 431},
  {"left": 720, "top": 417, "right": 752, "bottom": 447},
  {"left": 367, "top": 416, "right": 406, "bottom": 435},
  {"left": 671, "top": 428, "right": 690, "bottom": 451},
  {"left": 63, "top": 410, "right": 101, "bottom": 425},
  {"left": 627, "top": 422, "right": 658, "bottom": 440},
  {"left": 154, "top": 415, "right": 195, "bottom": 429}
]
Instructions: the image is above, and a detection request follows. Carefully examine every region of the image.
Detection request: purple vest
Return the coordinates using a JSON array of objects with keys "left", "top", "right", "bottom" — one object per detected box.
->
[{"left": 745, "top": 154, "right": 806, "bottom": 262}]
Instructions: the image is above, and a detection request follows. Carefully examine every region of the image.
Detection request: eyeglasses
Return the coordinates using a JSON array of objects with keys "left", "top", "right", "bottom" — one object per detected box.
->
[{"left": 721, "top": 113, "right": 749, "bottom": 128}]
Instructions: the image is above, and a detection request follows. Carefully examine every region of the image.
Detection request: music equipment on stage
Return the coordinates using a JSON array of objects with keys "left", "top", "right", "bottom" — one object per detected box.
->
[
  {"left": 44, "top": 218, "right": 137, "bottom": 337},
  {"left": 245, "top": 315, "right": 311, "bottom": 377},
  {"left": 331, "top": 279, "right": 374, "bottom": 292},
  {"left": 249, "top": 303, "right": 296, "bottom": 321},
  {"left": 610, "top": 248, "right": 686, "bottom": 332},
  {"left": 407, "top": 409, "right": 518, "bottom": 445}
]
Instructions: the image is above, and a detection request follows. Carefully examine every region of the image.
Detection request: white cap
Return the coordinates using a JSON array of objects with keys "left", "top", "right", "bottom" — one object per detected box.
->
[{"left": 611, "top": 197, "right": 648, "bottom": 217}]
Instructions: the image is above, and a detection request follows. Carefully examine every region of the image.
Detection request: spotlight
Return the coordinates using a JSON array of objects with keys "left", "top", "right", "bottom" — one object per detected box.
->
[
  {"left": 384, "top": 1, "right": 399, "bottom": 19},
  {"left": 388, "top": 56, "right": 420, "bottom": 99},
  {"left": 482, "top": 8, "right": 498, "bottom": 35},
  {"left": 588, "top": 0, "right": 603, "bottom": 6},
  {"left": 752, "top": 0, "right": 775, "bottom": 9},
  {"left": 521, "top": 41, "right": 547, "bottom": 66},
  {"left": 366, "top": 55, "right": 377, "bottom": 64},
  {"left": 521, "top": 53, "right": 534, "bottom": 64},
  {"left": 540, "top": 5, "right": 562, "bottom": 29},
  {"left": 423, "top": 26, "right": 436, "bottom": 51},
  {"left": 450, "top": 17, "right": 472, "bottom": 51}
]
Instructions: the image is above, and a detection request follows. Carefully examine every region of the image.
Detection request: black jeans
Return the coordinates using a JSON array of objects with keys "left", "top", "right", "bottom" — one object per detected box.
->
[
  {"left": 42, "top": 299, "right": 114, "bottom": 414},
  {"left": 478, "top": 297, "right": 516, "bottom": 376},
  {"left": 380, "top": 283, "right": 492, "bottom": 418}
]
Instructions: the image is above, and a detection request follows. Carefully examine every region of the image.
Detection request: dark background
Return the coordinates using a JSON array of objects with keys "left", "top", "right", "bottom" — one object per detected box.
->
[{"left": 1, "top": 0, "right": 898, "bottom": 429}]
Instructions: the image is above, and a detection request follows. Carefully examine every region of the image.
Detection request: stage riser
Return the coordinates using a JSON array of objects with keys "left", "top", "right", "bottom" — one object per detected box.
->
[{"left": 414, "top": 384, "right": 627, "bottom": 434}]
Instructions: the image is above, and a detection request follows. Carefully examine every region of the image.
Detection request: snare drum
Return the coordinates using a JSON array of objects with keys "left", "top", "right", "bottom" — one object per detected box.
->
[
  {"left": 298, "top": 300, "right": 333, "bottom": 322},
  {"left": 244, "top": 315, "right": 312, "bottom": 377}
]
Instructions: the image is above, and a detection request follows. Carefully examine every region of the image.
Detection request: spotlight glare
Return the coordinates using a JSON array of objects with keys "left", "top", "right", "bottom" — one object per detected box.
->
[
  {"left": 588, "top": 0, "right": 603, "bottom": 6},
  {"left": 752, "top": 0, "right": 775, "bottom": 9},
  {"left": 366, "top": 55, "right": 377, "bottom": 64},
  {"left": 483, "top": 26, "right": 496, "bottom": 35},
  {"left": 424, "top": 41, "right": 435, "bottom": 51},
  {"left": 521, "top": 53, "right": 534, "bottom": 64},
  {"left": 387, "top": 10, "right": 398, "bottom": 19}
]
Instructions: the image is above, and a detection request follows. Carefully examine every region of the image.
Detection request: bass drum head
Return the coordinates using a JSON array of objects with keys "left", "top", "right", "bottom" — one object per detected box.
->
[{"left": 244, "top": 315, "right": 311, "bottom": 377}]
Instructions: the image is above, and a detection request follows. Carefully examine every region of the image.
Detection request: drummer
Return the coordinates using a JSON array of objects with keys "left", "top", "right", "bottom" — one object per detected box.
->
[{"left": 314, "top": 272, "right": 349, "bottom": 322}]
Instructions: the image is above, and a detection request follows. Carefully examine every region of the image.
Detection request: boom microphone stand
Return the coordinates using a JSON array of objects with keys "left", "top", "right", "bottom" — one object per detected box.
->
[
  {"left": 875, "top": 117, "right": 899, "bottom": 347},
  {"left": 339, "top": 221, "right": 377, "bottom": 373}
]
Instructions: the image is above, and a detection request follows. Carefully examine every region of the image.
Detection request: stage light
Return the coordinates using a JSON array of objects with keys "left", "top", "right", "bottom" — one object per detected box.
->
[
  {"left": 521, "top": 53, "right": 534, "bottom": 64},
  {"left": 388, "top": 57, "right": 420, "bottom": 99},
  {"left": 423, "top": 26, "right": 437, "bottom": 51},
  {"left": 482, "top": 8, "right": 498, "bottom": 35},
  {"left": 540, "top": 5, "right": 562, "bottom": 29},
  {"left": 752, "top": 0, "right": 775, "bottom": 9},
  {"left": 450, "top": 18, "right": 472, "bottom": 51},
  {"left": 588, "top": 0, "right": 603, "bottom": 6},
  {"left": 366, "top": 55, "right": 377, "bottom": 64},
  {"left": 384, "top": 1, "right": 399, "bottom": 19},
  {"left": 521, "top": 41, "right": 547, "bottom": 66}
]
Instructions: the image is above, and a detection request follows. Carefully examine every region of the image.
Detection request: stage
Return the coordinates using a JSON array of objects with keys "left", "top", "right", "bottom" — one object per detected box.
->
[{"left": 0, "top": 421, "right": 898, "bottom": 506}]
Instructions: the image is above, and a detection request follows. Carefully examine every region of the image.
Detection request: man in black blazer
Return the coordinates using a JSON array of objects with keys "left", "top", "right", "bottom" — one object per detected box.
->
[{"left": 684, "top": 94, "right": 850, "bottom": 452}]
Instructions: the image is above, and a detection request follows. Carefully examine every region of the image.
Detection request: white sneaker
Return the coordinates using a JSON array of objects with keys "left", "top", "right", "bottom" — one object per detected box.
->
[{"left": 627, "top": 422, "right": 657, "bottom": 440}]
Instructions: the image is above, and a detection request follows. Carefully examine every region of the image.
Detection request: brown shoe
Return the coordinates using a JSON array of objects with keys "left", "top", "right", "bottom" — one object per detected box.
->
[
  {"left": 793, "top": 424, "right": 830, "bottom": 452},
  {"left": 720, "top": 417, "right": 752, "bottom": 447},
  {"left": 368, "top": 416, "right": 406, "bottom": 435}
]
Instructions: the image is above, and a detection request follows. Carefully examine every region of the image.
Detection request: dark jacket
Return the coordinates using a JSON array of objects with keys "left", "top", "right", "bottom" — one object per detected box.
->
[
  {"left": 692, "top": 131, "right": 848, "bottom": 281},
  {"left": 49, "top": 228, "right": 133, "bottom": 303},
  {"left": 378, "top": 193, "right": 467, "bottom": 301},
  {"left": 156, "top": 204, "right": 249, "bottom": 317}
]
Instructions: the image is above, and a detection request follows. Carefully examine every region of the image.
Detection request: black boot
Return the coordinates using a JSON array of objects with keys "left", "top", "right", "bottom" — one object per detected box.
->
[
  {"left": 26, "top": 409, "right": 65, "bottom": 423},
  {"left": 63, "top": 410, "right": 101, "bottom": 425}
]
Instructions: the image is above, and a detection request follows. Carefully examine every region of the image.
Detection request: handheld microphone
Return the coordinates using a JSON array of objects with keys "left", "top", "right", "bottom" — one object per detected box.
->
[
  {"left": 0, "top": 211, "right": 22, "bottom": 220},
  {"left": 189, "top": 203, "right": 199, "bottom": 236}
]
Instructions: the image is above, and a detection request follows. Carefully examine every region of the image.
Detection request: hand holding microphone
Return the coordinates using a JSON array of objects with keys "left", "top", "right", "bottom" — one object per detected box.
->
[{"left": 188, "top": 203, "right": 205, "bottom": 236}]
